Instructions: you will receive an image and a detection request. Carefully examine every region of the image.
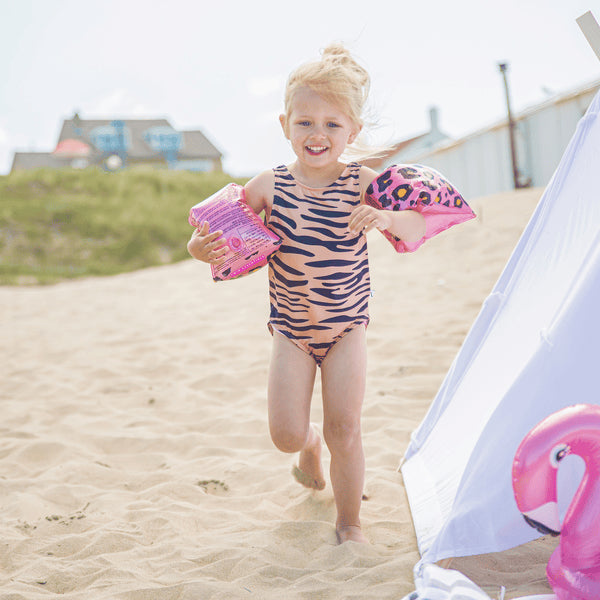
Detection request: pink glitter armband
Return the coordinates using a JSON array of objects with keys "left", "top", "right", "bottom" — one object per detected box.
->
[{"left": 189, "top": 183, "right": 281, "bottom": 281}]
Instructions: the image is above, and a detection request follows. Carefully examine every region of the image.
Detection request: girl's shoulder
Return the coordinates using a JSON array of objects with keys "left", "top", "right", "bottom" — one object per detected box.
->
[
  {"left": 357, "top": 164, "right": 378, "bottom": 187},
  {"left": 356, "top": 164, "right": 379, "bottom": 201},
  {"left": 244, "top": 169, "right": 275, "bottom": 214}
]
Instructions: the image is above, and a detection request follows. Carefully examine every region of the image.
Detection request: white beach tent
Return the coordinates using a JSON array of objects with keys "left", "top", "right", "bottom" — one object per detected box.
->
[{"left": 400, "top": 83, "right": 600, "bottom": 567}]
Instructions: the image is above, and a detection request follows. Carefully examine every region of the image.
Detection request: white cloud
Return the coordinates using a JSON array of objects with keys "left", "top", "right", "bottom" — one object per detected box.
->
[
  {"left": 0, "top": 127, "right": 11, "bottom": 175},
  {"left": 0, "top": 124, "right": 22, "bottom": 175},
  {"left": 261, "top": 109, "right": 282, "bottom": 123},
  {"left": 83, "top": 89, "right": 163, "bottom": 118},
  {"left": 248, "top": 77, "right": 282, "bottom": 98}
]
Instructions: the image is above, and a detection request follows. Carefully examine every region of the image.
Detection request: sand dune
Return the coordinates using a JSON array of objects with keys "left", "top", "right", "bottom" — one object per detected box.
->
[{"left": 0, "top": 187, "right": 555, "bottom": 599}]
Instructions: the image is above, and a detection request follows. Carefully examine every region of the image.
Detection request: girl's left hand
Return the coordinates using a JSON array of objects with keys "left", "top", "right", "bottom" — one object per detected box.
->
[{"left": 348, "top": 205, "right": 392, "bottom": 235}]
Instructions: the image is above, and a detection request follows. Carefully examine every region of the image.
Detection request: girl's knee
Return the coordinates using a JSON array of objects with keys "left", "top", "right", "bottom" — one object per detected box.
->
[
  {"left": 269, "top": 424, "right": 308, "bottom": 453},
  {"left": 323, "top": 419, "right": 361, "bottom": 453}
]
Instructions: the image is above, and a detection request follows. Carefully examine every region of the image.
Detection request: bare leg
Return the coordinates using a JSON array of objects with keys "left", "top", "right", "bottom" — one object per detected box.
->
[
  {"left": 321, "top": 326, "right": 368, "bottom": 544},
  {"left": 293, "top": 424, "right": 326, "bottom": 490},
  {"left": 268, "top": 332, "right": 325, "bottom": 490}
]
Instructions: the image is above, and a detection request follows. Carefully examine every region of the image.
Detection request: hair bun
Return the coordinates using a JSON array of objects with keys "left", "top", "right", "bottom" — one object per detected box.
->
[
  {"left": 321, "top": 43, "right": 369, "bottom": 87},
  {"left": 321, "top": 43, "right": 352, "bottom": 61}
]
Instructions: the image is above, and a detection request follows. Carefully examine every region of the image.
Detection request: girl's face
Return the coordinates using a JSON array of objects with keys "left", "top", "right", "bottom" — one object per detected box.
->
[{"left": 280, "top": 87, "right": 360, "bottom": 170}]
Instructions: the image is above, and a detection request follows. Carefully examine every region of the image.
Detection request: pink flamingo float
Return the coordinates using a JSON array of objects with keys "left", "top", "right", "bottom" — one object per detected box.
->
[{"left": 512, "top": 404, "right": 600, "bottom": 600}]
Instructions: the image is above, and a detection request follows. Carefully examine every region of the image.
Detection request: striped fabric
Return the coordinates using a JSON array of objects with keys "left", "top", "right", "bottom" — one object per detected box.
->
[
  {"left": 266, "top": 163, "right": 370, "bottom": 365},
  {"left": 400, "top": 564, "right": 501, "bottom": 600}
]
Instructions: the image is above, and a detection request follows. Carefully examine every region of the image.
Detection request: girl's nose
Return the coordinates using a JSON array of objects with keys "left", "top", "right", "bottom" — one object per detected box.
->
[{"left": 312, "top": 126, "right": 327, "bottom": 139}]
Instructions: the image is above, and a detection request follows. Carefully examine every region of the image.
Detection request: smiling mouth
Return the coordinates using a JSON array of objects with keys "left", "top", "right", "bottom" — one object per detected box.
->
[{"left": 306, "top": 145, "right": 328, "bottom": 155}]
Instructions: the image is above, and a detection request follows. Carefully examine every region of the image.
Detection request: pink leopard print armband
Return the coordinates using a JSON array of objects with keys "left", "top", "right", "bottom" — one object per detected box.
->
[{"left": 365, "top": 164, "right": 475, "bottom": 253}]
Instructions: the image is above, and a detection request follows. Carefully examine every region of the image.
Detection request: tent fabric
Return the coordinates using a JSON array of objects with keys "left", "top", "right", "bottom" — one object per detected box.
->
[{"left": 401, "top": 90, "right": 600, "bottom": 565}]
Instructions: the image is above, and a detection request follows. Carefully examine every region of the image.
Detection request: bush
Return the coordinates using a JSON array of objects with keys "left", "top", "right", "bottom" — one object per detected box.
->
[{"left": 0, "top": 167, "right": 248, "bottom": 285}]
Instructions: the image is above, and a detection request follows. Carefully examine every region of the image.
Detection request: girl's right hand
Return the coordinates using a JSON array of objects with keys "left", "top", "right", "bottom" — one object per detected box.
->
[{"left": 187, "top": 221, "right": 228, "bottom": 264}]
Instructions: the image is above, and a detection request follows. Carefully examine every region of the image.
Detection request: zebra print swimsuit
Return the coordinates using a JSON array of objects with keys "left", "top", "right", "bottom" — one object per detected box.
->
[{"left": 266, "top": 163, "right": 371, "bottom": 366}]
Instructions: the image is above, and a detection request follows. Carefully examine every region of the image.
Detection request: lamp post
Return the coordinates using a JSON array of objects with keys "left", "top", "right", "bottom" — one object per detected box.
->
[{"left": 498, "top": 63, "right": 522, "bottom": 189}]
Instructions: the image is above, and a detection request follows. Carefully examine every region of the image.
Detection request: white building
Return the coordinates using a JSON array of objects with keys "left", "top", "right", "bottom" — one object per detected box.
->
[{"left": 382, "top": 79, "right": 600, "bottom": 201}]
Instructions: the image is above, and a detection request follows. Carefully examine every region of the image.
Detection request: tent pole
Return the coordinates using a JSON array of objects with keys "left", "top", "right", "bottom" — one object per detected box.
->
[
  {"left": 498, "top": 63, "right": 522, "bottom": 190},
  {"left": 577, "top": 11, "right": 600, "bottom": 61}
]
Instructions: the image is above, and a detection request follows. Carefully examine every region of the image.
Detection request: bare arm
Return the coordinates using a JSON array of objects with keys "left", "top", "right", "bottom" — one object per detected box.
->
[
  {"left": 244, "top": 169, "right": 274, "bottom": 217},
  {"left": 349, "top": 166, "right": 426, "bottom": 244}
]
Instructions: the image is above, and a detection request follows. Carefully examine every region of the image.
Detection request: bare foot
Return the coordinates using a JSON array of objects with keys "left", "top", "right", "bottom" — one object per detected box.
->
[
  {"left": 292, "top": 425, "right": 326, "bottom": 491},
  {"left": 335, "top": 524, "right": 369, "bottom": 544}
]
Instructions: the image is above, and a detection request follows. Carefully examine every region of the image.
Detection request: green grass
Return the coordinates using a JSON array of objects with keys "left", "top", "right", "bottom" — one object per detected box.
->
[{"left": 0, "top": 167, "right": 248, "bottom": 285}]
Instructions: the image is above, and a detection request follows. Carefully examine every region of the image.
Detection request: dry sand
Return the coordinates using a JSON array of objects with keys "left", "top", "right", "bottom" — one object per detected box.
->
[{"left": 0, "top": 187, "right": 557, "bottom": 599}]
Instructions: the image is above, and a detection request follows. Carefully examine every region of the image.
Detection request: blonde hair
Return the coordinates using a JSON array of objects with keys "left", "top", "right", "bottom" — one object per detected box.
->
[{"left": 284, "top": 43, "right": 388, "bottom": 161}]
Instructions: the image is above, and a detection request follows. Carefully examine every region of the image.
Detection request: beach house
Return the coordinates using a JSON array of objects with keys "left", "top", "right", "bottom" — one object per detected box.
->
[{"left": 10, "top": 114, "right": 223, "bottom": 173}]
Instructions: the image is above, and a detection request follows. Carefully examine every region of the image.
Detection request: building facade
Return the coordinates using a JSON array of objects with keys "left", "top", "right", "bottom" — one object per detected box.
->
[{"left": 381, "top": 79, "right": 600, "bottom": 200}]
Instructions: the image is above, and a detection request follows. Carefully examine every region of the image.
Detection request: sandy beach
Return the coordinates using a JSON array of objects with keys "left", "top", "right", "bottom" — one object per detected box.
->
[{"left": 0, "top": 187, "right": 557, "bottom": 599}]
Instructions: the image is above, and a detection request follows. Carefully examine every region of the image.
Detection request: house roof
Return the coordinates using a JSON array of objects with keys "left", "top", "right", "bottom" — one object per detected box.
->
[
  {"left": 58, "top": 117, "right": 222, "bottom": 160},
  {"left": 11, "top": 152, "right": 72, "bottom": 171},
  {"left": 360, "top": 133, "right": 429, "bottom": 169},
  {"left": 53, "top": 139, "right": 92, "bottom": 156},
  {"left": 179, "top": 130, "right": 223, "bottom": 159},
  {"left": 361, "top": 106, "right": 450, "bottom": 169}
]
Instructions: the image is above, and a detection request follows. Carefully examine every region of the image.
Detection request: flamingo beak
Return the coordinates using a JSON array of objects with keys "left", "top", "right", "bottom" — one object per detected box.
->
[{"left": 522, "top": 501, "right": 561, "bottom": 536}]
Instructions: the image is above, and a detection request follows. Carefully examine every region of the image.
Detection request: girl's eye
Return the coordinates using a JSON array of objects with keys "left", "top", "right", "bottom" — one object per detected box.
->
[
  {"left": 297, "top": 121, "right": 310, "bottom": 127},
  {"left": 327, "top": 122, "right": 340, "bottom": 128}
]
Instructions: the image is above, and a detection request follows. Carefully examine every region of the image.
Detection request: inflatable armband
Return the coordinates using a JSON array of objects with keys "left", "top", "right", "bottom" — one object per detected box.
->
[
  {"left": 365, "top": 164, "right": 475, "bottom": 252},
  {"left": 189, "top": 183, "right": 281, "bottom": 282}
]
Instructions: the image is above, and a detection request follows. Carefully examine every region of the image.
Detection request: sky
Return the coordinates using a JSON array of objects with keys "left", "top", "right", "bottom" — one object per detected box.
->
[{"left": 1, "top": 0, "right": 599, "bottom": 177}]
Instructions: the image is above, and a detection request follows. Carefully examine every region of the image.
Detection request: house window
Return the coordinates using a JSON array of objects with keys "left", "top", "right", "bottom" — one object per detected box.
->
[
  {"left": 143, "top": 126, "right": 182, "bottom": 164},
  {"left": 90, "top": 122, "right": 131, "bottom": 154}
]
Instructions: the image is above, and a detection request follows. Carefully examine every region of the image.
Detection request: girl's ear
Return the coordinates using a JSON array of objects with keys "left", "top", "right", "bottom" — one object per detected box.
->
[
  {"left": 348, "top": 124, "right": 362, "bottom": 145},
  {"left": 279, "top": 114, "right": 289, "bottom": 139}
]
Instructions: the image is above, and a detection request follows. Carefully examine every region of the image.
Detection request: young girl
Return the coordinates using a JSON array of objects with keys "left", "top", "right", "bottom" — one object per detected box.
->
[{"left": 188, "top": 44, "right": 426, "bottom": 544}]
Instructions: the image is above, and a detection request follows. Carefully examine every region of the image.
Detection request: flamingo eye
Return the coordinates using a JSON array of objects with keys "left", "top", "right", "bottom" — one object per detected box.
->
[{"left": 550, "top": 443, "right": 569, "bottom": 468}]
